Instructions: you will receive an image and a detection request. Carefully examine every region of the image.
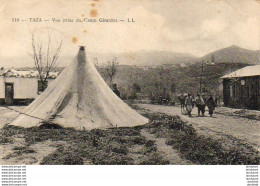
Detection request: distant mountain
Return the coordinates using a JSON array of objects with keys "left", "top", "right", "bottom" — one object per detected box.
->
[
  {"left": 1, "top": 45, "right": 259, "bottom": 68},
  {"left": 200, "top": 45, "right": 260, "bottom": 65},
  {"left": 90, "top": 46, "right": 260, "bottom": 66},
  {"left": 88, "top": 51, "right": 197, "bottom": 66}
]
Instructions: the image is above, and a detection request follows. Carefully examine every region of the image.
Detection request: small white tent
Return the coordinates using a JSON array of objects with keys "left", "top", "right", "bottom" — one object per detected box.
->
[{"left": 10, "top": 47, "right": 148, "bottom": 129}]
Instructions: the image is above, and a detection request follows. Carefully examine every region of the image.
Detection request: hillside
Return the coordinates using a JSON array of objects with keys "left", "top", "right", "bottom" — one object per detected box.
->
[
  {"left": 200, "top": 45, "right": 260, "bottom": 64},
  {"left": 97, "top": 62, "right": 250, "bottom": 101}
]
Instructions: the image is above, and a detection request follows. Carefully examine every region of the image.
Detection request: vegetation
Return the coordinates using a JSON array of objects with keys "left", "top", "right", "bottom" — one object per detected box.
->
[
  {"left": 97, "top": 58, "right": 119, "bottom": 88},
  {"left": 3, "top": 146, "right": 36, "bottom": 160},
  {"left": 0, "top": 125, "right": 168, "bottom": 165},
  {"left": 97, "top": 62, "right": 249, "bottom": 102}
]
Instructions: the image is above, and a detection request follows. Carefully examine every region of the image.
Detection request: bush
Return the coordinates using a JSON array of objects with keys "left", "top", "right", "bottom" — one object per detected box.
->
[
  {"left": 41, "top": 147, "right": 84, "bottom": 165},
  {"left": 0, "top": 136, "right": 13, "bottom": 144},
  {"left": 139, "top": 152, "right": 170, "bottom": 165}
]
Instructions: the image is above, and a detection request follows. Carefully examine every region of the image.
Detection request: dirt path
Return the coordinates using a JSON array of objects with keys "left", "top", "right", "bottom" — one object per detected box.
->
[
  {"left": 0, "top": 136, "right": 61, "bottom": 165},
  {"left": 137, "top": 104, "right": 260, "bottom": 150},
  {"left": 140, "top": 129, "right": 190, "bottom": 164}
]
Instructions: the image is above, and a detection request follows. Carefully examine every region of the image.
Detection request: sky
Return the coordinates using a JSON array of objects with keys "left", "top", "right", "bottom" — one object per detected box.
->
[{"left": 0, "top": 0, "right": 259, "bottom": 67}]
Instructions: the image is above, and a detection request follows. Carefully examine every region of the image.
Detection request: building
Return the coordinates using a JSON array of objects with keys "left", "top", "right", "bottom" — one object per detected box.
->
[
  {"left": 0, "top": 68, "right": 59, "bottom": 105},
  {"left": 221, "top": 65, "right": 260, "bottom": 110}
]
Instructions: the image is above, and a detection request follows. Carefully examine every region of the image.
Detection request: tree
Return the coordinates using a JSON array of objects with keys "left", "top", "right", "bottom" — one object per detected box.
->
[
  {"left": 171, "top": 83, "right": 176, "bottom": 93},
  {"left": 104, "top": 58, "right": 118, "bottom": 87},
  {"left": 30, "top": 28, "right": 63, "bottom": 91},
  {"left": 130, "top": 83, "right": 141, "bottom": 99}
]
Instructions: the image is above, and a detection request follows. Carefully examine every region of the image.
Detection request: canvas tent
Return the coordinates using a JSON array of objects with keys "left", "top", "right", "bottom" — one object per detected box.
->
[{"left": 10, "top": 47, "right": 148, "bottom": 129}]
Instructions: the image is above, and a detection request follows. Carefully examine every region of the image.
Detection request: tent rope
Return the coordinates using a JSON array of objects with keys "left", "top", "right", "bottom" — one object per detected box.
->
[
  {"left": 1, "top": 105, "right": 117, "bottom": 128},
  {"left": 3, "top": 106, "right": 48, "bottom": 121},
  {"left": 1, "top": 105, "right": 53, "bottom": 125}
]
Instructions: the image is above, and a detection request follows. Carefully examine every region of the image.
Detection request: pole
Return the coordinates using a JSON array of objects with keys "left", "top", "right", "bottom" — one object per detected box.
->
[{"left": 199, "top": 60, "right": 204, "bottom": 93}]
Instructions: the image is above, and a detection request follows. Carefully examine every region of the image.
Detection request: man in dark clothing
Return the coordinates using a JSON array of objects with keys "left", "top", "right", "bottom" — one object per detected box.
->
[
  {"left": 112, "top": 84, "right": 120, "bottom": 98},
  {"left": 207, "top": 94, "right": 216, "bottom": 117}
]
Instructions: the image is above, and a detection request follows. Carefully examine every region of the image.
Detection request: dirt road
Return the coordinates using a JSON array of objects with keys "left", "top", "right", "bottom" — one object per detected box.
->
[{"left": 137, "top": 104, "right": 260, "bottom": 150}]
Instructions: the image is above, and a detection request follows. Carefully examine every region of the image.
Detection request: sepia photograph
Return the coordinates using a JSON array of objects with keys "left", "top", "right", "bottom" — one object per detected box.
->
[{"left": 0, "top": 0, "right": 259, "bottom": 168}]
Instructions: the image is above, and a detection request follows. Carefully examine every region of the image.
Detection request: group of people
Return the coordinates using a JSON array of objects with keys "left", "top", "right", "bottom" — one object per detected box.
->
[{"left": 178, "top": 93, "right": 217, "bottom": 117}]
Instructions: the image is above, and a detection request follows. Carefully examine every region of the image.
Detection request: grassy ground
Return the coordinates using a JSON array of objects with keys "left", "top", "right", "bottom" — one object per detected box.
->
[
  {"left": 0, "top": 124, "right": 169, "bottom": 165},
  {"left": 0, "top": 106, "right": 258, "bottom": 165}
]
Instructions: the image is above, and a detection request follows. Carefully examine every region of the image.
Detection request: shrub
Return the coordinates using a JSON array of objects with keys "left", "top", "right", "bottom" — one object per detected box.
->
[
  {"left": 139, "top": 152, "right": 170, "bottom": 165},
  {"left": 41, "top": 147, "right": 84, "bottom": 165}
]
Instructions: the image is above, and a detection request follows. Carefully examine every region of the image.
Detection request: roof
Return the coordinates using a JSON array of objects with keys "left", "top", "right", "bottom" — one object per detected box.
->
[
  {"left": 221, "top": 65, "right": 260, "bottom": 78},
  {"left": 0, "top": 68, "right": 59, "bottom": 79}
]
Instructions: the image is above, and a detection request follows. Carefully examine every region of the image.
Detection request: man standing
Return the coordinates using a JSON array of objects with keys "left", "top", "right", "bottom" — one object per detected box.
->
[
  {"left": 112, "top": 84, "right": 120, "bottom": 98},
  {"left": 185, "top": 93, "right": 193, "bottom": 117},
  {"left": 178, "top": 93, "right": 186, "bottom": 114},
  {"left": 207, "top": 94, "right": 216, "bottom": 117}
]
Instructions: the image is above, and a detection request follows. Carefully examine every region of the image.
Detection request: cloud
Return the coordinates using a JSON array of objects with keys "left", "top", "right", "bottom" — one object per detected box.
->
[
  {"left": 232, "top": 17, "right": 260, "bottom": 49},
  {"left": 76, "top": 6, "right": 183, "bottom": 53},
  {"left": 200, "top": 17, "right": 229, "bottom": 38},
  {"left": 122, "top": 6, "right": 182, "bottom": 51}
]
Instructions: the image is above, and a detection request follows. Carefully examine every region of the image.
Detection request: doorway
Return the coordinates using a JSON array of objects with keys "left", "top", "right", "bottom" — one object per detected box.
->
[{"left": 5, "top": 83, "right": 14, "bottom": 105}]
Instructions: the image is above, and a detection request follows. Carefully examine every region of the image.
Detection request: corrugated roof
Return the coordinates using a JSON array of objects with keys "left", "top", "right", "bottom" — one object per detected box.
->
[
  {"left": 0, "top": 68, "right": 59, "bottom": 79},
  {"left": 221, "top": 65, "right": 260, "bottom": 78}
]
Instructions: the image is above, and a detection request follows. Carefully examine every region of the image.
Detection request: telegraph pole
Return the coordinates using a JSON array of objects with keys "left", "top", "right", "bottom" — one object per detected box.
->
[{"left": 199, "top": 60, "right": 204, "bottom": 93}]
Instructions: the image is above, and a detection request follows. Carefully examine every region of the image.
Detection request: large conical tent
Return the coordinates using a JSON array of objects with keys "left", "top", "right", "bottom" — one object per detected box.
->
[{"left": 10, "top": 47, "right": 149, "bottom": 130}]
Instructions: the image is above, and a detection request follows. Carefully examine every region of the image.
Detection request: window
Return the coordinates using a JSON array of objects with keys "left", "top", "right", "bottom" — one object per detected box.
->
[
  {"left": 241, "top": 79, "right": 245, "bottom": 86},
  {"left": 38, "top": 80, "right": 48, "bottom": 94}
]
